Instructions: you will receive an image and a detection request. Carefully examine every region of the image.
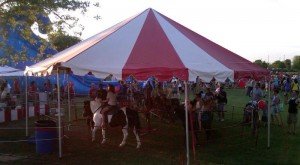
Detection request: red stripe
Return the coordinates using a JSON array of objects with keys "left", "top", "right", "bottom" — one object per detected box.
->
[
  {"left": 123, "top": 10, "right": 188, "bottom": 81},
  {"left": 157, "top": 12, "right": 269, "bottom": 80},
  {"left": 4, "top": 108, "right": 11, "bottom": 122},
  {"left": 45, "top": 104, "right": 50, "bottom": 115},
  {"left": 35, "top": 104, "right": 40, "bottom": 116},
  {"left": 21, "top": 107, "right": 26, "bottom": 118}
]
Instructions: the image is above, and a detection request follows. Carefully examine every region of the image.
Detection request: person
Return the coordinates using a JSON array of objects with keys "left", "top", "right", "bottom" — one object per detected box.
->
[
  {"left": 273, "top": 76, "right": 280, "bottom": 90},
  {"left": 250, "top": 83, "right": 263, "bottom": 102},
  {"left": 291, "top": 79, "right": 299, "bottom": 96},
  {"left": 216, "top": 86, "right": 227, "bottom": 121},
  {"left": 287, "top": 91, "right": 300, "bottom": 135},
  {"left": 28, "top": 81, "right": 37, "bottom": 102},
  {"left": 271, "top": 89, "right": 282, "bottom": 126},
  {"left": 284, "top": 77, "right": 292, "bottom": 103},
  {"left": 13, "top": 78, "right": 20, "bottom": 96},
  {"left": 119, "top": 81, "right": 127, "bottom": 95},
  {"left": 52, "top": 84, "right": 64, "bottom": 102},
  {"left": 101, "top": 84, "right": 117, "bottom": 127},
  {"left": 245, "top": 79, "right": 253, "bottom": 96},
  {"left": 127, "top": 83, "right": 135, "bottom": 101},
  {"left": 192, "top": 93, "right": 203, "bottom": 137},
  {"left": 151, "top": 83, "right": 160, "bottom": 98},
  {"left": 196, "top": 76, "right": 200, "bottom": 84},
  {"left": 43, "top": 79, "right": 52, "bottom": 92},
  {"left": 1, "top": 83, "right": 8, "bottom": 101},
  {"left": 178, "top": 81, "right": 183, "bottom": 93},
  {"left": 171, "top": 81, "right": 179, "bottom": 99},
  {"left": 52, "top": 84, "right": 58, "bottom": 101},
  {"left": 89, "top": 83, "right": 98, "bottom": 100},
  {"left": 200, "top": 85, "right": 215, "bottom": 140},
  {"left": 98, "top": 84, "right": 107, "bottom": 101}
]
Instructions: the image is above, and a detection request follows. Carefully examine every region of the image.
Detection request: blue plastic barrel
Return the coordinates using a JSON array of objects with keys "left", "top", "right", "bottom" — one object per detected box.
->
[{"left": 35, "top": 120, "right": 57, "bottom": 154}]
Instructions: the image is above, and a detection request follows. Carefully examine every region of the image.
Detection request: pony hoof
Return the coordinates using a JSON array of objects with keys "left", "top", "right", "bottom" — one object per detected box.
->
[
  {"left": 119, "top": 142, "right": 126, "bottom": 147},
  {"left": 101, "top": 139, "right": 106, "bottom": 144},
  {"left": 136, "top": 143, "right": 141, "bottom": 149}
]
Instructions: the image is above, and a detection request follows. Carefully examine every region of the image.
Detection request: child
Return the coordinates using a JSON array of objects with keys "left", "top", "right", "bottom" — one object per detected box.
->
[{"left": 287, "top": 91, "right": 300, "bottom": 135}]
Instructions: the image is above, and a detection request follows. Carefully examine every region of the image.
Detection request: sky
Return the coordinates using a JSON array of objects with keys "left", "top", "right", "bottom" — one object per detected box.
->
[{"left": 66, "top": 0, "right": 300, "bottom": 63}]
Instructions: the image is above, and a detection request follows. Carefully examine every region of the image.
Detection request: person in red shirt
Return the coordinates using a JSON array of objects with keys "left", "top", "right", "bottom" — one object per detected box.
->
[
  {"left": 28, "top": 81, "right": 37, "bottom": 102},
  {"left": 13, "top": 78, "right": 20, "bottom": 95}
]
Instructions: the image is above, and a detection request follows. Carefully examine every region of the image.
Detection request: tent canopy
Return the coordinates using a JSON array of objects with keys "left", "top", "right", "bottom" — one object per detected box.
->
[
  {"left": 25, "top": 8, "right": 268, "bottom": 82},
  {"left": 0, "top": 66, "right": 24, "bottom": 77}
]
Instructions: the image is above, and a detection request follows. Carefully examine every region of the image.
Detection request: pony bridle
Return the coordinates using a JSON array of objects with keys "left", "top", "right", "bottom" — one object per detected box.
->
[{"left": 93, "top": 106, "right": 102, "bottom": 114}]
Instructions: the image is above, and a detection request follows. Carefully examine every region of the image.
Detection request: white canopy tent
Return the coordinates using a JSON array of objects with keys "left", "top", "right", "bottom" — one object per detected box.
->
[{"left": 0, "top": 66, "right": 24, "bottom": 77}]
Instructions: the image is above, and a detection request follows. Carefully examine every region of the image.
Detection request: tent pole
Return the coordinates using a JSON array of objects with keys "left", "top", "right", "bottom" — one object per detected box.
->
[
  {"left": 267, "top": 77, "right": 271, "bottom": 149},
  {"left": 25, "top": 75, "right": 28, "bottom": 137},
  {"left": 57, "top": 69, "right": 62, "bottom": 158},
  {"left": 184, "top": 81, "right": 190, "bottom": 165},
  {"left": 67, "top": 73, "right": 71, "bottom": 123}
]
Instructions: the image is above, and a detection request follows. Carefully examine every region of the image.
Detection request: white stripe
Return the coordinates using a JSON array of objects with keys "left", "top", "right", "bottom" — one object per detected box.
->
[
  {"left": 153, "top": 11, "right": 234, "bottom": 82},
  {"left": 11, "top": 109, "right": 18, "bottom": 121},
  {"left": 63, "top": 9, "right": 150, "bottom": 80},
  {"left": 40, "top": 104, "right": 46, "bottom": 115},
  {"left": 26, "top": 12, "right": 142, "bottom": 76},
  {"left": 29, "top": 106, "right": 35, "bottom": 117}
]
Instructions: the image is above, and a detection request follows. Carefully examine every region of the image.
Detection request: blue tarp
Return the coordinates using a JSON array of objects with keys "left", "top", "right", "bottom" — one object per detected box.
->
[
  {"left": 0, "top": 14, "right": 57, "bottom": 70},
  {"left": 5, "top": 74, "right": 121, "bottom": 95}
]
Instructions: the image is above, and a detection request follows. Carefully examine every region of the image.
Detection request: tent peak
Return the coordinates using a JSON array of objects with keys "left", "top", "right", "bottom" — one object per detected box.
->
[{"left": 145, "top": 8, "right": 159, "bottom": 13}]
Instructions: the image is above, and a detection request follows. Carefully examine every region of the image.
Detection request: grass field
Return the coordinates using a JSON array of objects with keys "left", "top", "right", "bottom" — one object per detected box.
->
[{"left": 0, "top": 88, "right": 299, "bottom": 164}]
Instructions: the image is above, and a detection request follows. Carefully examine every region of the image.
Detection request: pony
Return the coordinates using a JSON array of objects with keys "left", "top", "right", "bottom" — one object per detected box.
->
[{"left": 84, "top": 99, "right": 142, "bottom": 149}]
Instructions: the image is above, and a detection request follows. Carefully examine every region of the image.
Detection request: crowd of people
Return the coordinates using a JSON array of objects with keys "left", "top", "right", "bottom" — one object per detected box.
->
[
  {"left": 244, "top": 74, "right": 300, "bottom": 135},
  {"left": 1, "top": 72, "right": 299, "bottom": 136}
]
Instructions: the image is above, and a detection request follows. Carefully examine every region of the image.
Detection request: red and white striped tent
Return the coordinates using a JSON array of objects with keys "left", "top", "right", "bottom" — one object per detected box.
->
[{"left": 25, "top": 8, "right": 268, "bottom": 82}]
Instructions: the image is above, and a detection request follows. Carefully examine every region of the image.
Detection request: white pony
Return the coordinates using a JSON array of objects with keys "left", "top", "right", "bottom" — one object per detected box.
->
[{"left": 89, "top": 99, "right": 141, "bottom": 149}]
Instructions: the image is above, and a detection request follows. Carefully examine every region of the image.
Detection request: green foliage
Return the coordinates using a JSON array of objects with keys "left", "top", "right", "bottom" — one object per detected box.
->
[
  {"left": 0, "top": 0, "right": 99, "bottom": 65},
  {"left": 284, "top": 59, "right": 292, "bottom": 70},
  {"left": 49, "top": 31, "right": 81, "bottom": 52},
  {"left": 254, "top": 59, "right": 269, "bottom": 68},
  {"left": 292, "top": 56, "right": 300, "bottom": 71},
  {"left": 272, "top": 60, "right": 286, "bottom": 69}
]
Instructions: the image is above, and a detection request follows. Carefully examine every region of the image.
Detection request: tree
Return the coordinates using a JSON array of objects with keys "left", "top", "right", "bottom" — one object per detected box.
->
[
  {"left": 284, "top": 59, "right": 292, "bottom": 70},
  {"left": 49, "top": 31, "right": 81, "bottom": 52},
  {"left": 292, "top": 56, "right": 300, "bottom": 71},
  {"left": 254, "top": 59, "right": 269, "bottom": 68},
  {"left": 272, "top": 60, "right": 285, "bottom": 69},
  {"left": 0, "top": 0, "right": 99, "bottom": 65}
]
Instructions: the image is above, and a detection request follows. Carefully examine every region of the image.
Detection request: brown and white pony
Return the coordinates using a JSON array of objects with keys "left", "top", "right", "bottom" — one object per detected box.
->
[{"left": 83, "top": 99, "right": 141, "bottom": 149}]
